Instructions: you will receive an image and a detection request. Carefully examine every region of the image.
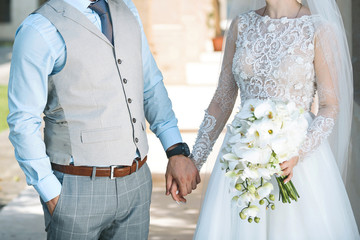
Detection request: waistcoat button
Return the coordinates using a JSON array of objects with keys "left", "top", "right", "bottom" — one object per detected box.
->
[
  {"left": 133, "top": 118, "right": 136, "bottom": 123},
  {"left": 117, "top": 59, "right": 122, "bottom": 64},
  {"left": 123, "top": 78, "right": 128, "bottom": 84},
  {"left": 128, "top": 98, "right": 132, "bottom": 103},
  {"left": 135, "top": 138, "right": 139, "bottom": 143}
]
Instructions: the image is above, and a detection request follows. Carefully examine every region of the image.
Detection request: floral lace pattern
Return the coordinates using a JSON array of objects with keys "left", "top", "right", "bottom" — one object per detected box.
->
[
  {"left": 190, "top": 111, "right": 217, "bottom": 170},
  {"left": 191, "top": 11, "right": 338, "bottom": 169},
  {"left": 300, "top": 116, "right": 335, "bottom": 154},
  {"left": 190, "top": 17, "right": 239, "bottom": 169},
  {"left": 233, "top": 11, "right": 317, "bottom": 109}
]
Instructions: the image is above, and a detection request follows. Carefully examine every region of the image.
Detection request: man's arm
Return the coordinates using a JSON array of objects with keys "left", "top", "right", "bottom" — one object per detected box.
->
[
  {"left": 7, "top": 16, "right": 63, "bottom": 207},
  {"left": 125, "top": 0, "right": 200, "bottom": 201}
]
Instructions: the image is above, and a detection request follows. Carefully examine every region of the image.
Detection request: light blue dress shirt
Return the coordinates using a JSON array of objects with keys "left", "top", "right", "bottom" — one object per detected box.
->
[{"left": 7, "top": 0, "right": 182, "bottom": 202}]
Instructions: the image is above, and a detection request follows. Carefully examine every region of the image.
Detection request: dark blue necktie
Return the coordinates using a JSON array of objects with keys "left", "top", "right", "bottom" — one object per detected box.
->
[{"left": 89, "top": 0, "right": 114, "bottom": 44}]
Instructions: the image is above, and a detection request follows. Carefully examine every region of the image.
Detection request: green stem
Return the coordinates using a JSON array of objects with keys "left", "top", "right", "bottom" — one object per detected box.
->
[
  {"left": 289, "top": 180, "right": 300, "bottom": 198},
  {"left": 282, "top": 177, "right": 298, "bottom": 201},
  {"left": 276, "top": 177, "right": 288, "bottom": 203},
  {"left": 281, "top": 179, "right": 295, "bottom": 198},
  {"left": 263, "top": 197, "right": 271, "bottom": 205},
  {"left": 284, "top": 181, "right": 297, "bottom": 201},
  {"left": 276, "top": 176, "right": 301, "bottom": 204},
  {"left": 279, "top": 177, "right": 291, "bottom": 203},
  {"left": 281, "top": 181, "right": 290, "bottom": 203}
]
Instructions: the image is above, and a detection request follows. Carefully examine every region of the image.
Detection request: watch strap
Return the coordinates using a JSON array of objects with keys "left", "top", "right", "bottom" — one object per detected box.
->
[{"left": 166, "top": 143, "right": 190, "bottom": 158}]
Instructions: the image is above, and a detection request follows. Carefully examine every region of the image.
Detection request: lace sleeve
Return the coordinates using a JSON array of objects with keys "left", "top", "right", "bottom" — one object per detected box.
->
[
  {"left": 299, "top": 24, "right": 339, "bottom": 159},
  {"left": 190, "top": 17, "right": 240, "bottom": 170}
]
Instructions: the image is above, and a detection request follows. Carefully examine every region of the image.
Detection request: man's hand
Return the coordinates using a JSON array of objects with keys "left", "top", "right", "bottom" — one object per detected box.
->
[
  {"left": 46, "top": 195, "right": 60, "bottom": 216},
  {"left": 165, "top": 155, "right": 200, "bottom": 202}
]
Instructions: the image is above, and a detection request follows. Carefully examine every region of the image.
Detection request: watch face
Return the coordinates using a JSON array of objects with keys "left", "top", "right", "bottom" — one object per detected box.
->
[
  {"left": 166, "top": 143, "right": 191, "bottom": 158},
  {"left": 183, "top": 143, "right": 190, "bottom": 156}
]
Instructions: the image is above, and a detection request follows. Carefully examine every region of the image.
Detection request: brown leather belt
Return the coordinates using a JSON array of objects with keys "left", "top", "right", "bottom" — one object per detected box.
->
[{"left": 51, "top": 156, "right": 147, "bottom": 179}]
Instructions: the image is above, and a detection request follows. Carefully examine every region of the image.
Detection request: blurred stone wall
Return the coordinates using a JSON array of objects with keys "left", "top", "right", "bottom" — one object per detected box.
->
[
  {"left": 0, "top": 0, "right": 38, "bottom": 41},
  {"left": 133, "top": 0, "right": 213, "bottom": 85}
]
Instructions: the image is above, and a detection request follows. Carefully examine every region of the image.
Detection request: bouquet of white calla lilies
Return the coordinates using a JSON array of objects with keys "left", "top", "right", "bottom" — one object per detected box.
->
[{"left": 221, "top": 99, "right": 308, "bottom": 223}]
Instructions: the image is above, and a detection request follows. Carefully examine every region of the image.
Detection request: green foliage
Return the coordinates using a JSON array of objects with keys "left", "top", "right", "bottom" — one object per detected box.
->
[{"left": 0, "top": 85, "right": 9, "bottom": 132}]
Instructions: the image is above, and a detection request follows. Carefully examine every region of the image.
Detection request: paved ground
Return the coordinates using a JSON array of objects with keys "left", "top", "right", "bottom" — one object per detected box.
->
[{"left": 0, "top": 130, "right": 27, "bottom": 209}]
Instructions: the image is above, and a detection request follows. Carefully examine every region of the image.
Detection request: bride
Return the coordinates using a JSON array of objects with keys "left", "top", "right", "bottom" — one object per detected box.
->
[{"left": 187, "top": 0, "right": 359, "bottom": 239}]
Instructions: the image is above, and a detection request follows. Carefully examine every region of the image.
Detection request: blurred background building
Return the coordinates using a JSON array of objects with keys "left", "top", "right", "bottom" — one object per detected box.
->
[{"left": 0, "top": 0, "right": 358, "bottom": 90}]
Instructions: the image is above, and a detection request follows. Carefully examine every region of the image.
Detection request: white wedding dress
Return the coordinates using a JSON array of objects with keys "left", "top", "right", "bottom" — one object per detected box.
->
[{"left": 191, "top": 11, "right": 359, "bottom": 240}]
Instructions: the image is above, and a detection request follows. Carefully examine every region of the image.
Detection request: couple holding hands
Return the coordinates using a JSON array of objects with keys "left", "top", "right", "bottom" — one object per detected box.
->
[{"left": 8, "top": 0, "right": 359, "bottom": 239}]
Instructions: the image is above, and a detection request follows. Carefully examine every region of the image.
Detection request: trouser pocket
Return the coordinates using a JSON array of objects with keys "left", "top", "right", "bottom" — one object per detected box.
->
[{"left": 40, "top": 170, "right": 66, "bottom": 232}]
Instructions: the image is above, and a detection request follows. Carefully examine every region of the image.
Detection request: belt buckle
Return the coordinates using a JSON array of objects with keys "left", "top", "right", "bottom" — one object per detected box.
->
[{"left": 110, "top": 165, "right": 116, "bottom": 180}]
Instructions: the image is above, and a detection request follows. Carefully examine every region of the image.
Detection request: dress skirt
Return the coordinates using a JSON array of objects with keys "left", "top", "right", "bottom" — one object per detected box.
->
[{"left": 194, "top": 132, "right": 360, "bottom": 240}]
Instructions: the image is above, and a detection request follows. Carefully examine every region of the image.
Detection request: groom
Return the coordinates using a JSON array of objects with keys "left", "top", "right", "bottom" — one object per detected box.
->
[{"left": 7, "top": 0, "right": 200, "bottom": 239}]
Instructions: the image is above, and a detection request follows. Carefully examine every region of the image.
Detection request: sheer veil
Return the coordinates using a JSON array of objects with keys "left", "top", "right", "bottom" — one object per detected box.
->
[{"left": 225, "top": 0, "right": 353, "bottom": 183}]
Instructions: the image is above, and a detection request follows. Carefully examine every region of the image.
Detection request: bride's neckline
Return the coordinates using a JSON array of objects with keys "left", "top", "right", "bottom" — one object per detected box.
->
[{"left": 251, "top": 10, "right": 312, "bottom": 21}]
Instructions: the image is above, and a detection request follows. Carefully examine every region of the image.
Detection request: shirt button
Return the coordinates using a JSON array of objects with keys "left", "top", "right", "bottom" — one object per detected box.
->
[
  {"left": 132, "top": 118, "right": 137, "bottom": 123},
  {"left": 117, "top": 59, "right": 122, "bottom": 64},
  {"left": 128, "top": 98, "right": 132, "bottom": 103},
  {"left": 135, "top": 138, "right": 139, "bottom": 143},
  {"left": 123, "top": 78, "right": 128, "bottom": 84}
]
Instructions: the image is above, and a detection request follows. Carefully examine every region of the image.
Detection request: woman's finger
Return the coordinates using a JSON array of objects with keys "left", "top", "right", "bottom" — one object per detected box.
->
[
  {"left": 282, "top": 168, "right": 291, "bottom": 176},
  {"left": 191, "top": 180, "right": 197, "bottom": 190},
  {"left": 170, "top": 182, "right": 181, "bottom": 202},
  {"left": 284, "top": 171, "right": 293, "bottom": 184},
  {"left": 280, "top": 161, "right": 289, "bottom": 170},
  {"left": 170, "top": 181, "right": 187, "bottom": 203}
]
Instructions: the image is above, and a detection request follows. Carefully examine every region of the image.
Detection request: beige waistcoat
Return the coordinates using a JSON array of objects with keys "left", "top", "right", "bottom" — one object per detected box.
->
[{"left": 36, "top": 0, "right": 149, "bottom": 166}]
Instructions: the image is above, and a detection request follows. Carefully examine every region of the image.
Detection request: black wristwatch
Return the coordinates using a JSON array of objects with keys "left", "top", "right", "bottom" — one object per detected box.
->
[{"left": 166, "top": 142, "right": 190, "bottom": 158}]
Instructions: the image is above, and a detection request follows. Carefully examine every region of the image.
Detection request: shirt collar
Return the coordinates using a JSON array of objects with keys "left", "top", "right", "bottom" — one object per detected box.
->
[{"left": 63, "top": 0, "right": 96, "bottom": 13}]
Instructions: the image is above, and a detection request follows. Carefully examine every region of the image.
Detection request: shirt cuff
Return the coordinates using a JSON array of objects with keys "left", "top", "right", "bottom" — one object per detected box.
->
[
  {"left": 158, "top": 126, "right": 183, "bottom": 151},
  {"left": 34, "top": 173, "right": 62, "bottom": 202}
]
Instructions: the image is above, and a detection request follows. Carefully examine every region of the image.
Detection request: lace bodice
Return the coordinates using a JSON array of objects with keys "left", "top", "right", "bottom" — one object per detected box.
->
[
  {"left": 234, "top": 11, "right": 317, "bottom": 109},
  {"left": 191, "top": 11, "right": 338, "bottom": 170}
]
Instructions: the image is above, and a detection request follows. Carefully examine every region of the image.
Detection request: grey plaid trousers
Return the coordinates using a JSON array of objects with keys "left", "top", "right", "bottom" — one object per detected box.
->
[{"left": 41, "top": 163, "right": 152, "bottom": 240}]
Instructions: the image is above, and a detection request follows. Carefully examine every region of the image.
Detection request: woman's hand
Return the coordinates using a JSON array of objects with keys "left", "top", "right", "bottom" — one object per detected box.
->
[{"left": 280, "top": 156, "right": 299, "bottom": 184}]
